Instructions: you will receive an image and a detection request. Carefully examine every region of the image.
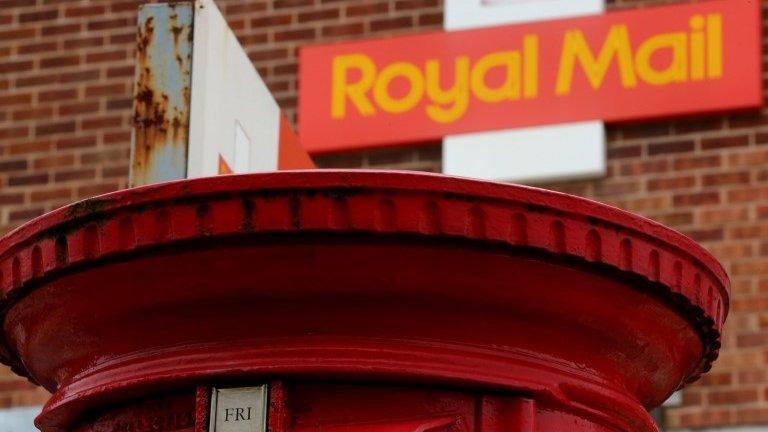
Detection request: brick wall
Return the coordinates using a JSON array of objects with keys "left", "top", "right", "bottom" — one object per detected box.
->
[{"left": 0, "top": 0, "right": 766, "bottom": 430}]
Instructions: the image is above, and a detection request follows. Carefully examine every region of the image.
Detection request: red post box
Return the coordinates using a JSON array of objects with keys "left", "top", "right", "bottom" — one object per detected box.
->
[{"left": 0, "top": 171, "right": 728, "bottom": 432}]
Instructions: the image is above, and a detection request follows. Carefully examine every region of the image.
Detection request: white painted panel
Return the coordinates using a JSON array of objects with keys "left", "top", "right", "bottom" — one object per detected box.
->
[
  {"left": 0, "top": 406, "right": 41, "bottom": 432},
  {"left": 445, "top": 0, "right": 604, "bottom": 30},
  {"left": 188, "top": 0, "right": 280, "bottom": 177},
  {"left": 234, "top": 121, "right": 251, "bottom": 173},
  {"left": 443, "top": 0, "right": 605, "bottom": 184},
  {"left": 443, "top": 121, "right": 605, "bottom": 184}
]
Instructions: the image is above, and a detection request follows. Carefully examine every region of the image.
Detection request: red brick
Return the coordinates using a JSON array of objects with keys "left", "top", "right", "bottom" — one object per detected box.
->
[
  {"left": 274, "top": 28, "right": 316, "bottom": 42},
  {"left": 648, "top": 139, "right": 694, "bottom": 156},
  {"left": 298, "top": 8, "right": 339, "bottom": 22},
  {"left": 85, "top": 50, "right": 126, "bottom": 63},
  {"left": 0, "top": 60, "right": 33, "bottom": 73},
  {"left": 0, "top": 193, "right": 24, "bottom": 206},
  {"left": 370, "top": 16, "right": 414, "bottom": 32},
  {"left": 702, "top": 134, "right": 751, "bottom": 150},
  {"left": 106, "top": 65, "right": 134, "bottom": 78},
  {"left": 38, "top": 88, "right": 77, "bottom": 102},
  {"left": 0, "top": 126, "right": 28, "bottom": 140},
  {"left": 703, "top": 171, "right": 751, "bottom": 186},
  {"left": 63, "top": 36, "right": 103, "bottom": 50},
  {"left": 673, "top": 154, "right": 721, "bottom": 171},
  {"left": 30, "top": 188, "right": 72, "bottom": 203},
  {"left": 39, "top": 55, "right": 80, "bottom": 69},
  {"left": 0, "top": 159, "right": 27, "bottom": 173},
  {"left": 87, "top": 18, "right": 130, "bottom": 31},
  {"left": 110, "top": 0, "right": 144, "bottom": 13},
  {"left": 738, "top": 370, "right": 765, "bottom": 384},
  {"left": 103, "top": 165, "right": 129, "bottom": 178},
  {"left": 17, "top": 41, "right": 58, "bottom": 55},
  {"left": 396, "top": 0, "right": 439, "bottom": 10},
  {"left": 81, "top": 116, "right": 122, "bottom": 130},
  {"left": 673, "top": 191, "right": 720, "bottom": 207},
  {"left": 56, "top": 136, "right": 96, "bottom": 150},
  {"left": 15, "top": 77, "right": 45, "bottom": 92},
  {"left": 80, "top": 148, "right": 129, "bottom": 165},
  {"left": 0, "top": 93, "right": 32, "bottom": 107},
  {"left": 103, "top": 131, "right": 131, "bottom": 145},
  {"left": 106, "top": 97, "right": 133, "bottom": 111},
  {"left": 647, "top": 175, "right": 696, "bottom": 191},
  {"left": 5, "top": 139, "right": 52, "bottom": 156},
  {"left": 8, "top": 208, "right": 45, "bottom": 222},
  {"left": 58, "top": 101, "right": 99, "bottom": 116},
  {"left": 7, "top": 173, "right": 49, "bottom": 187},
  {"left": 77, "top": 182, "right": 120, "bottom": 198},
  {"left": 251, "top": 14, "right": 292, "bottom": 27},
  {"left": 622, "top": 121, "right": 671, "bottom": 139},
  {"left": 36, "top": 121, "right": 75, "bottom": 136},
  {"left": 346, "top": 2, "right": 388, "bottom": 17},
  {"left": 729, "top": 187, "right": 768, "bottom": 203},
  {"left": 0, "top": 28, "right": 35, "bottom": 40},
  {"left": 54, "top": 168, "right": 96, "bottom": 182},
  {"left": 322, "top": 23, "right": 365, "bottom": 37},
  {"left": 681, "top": 228, "right": 723, "bottom": 242},
  {"left": 225, "top": 2, "right": 267, "bottom": 15},
  {"left": 0, "top": 0, "right": 28, "bottom": 8},
  {"left": 238, "top": 33, "right": 269, "bottom": 45},
  {"left": 60, "top": 69, "right": 100, "bottom": 83},
  {"left": 737, "top": 408, "right": 768, "bottom": 424},
  {"left": 730, "top": 111, "right": 768, "bottom": 129},
  {"left": 273, "top": 62, "right": 298, "bottom": 76},
  {"left": 33, "top": 154, "right": 75, "bottom": 170},
  {"left": 618, "top": 159, "right": 668, "bottom": 176},
  {"left": 109, "top": 32, "right": 135, "bottom": 45},
  {"left": 12, "top": 107, "right": 53, "bottom": 121},
  {"left": 417, "top": 12, "right": 442, "bottom": 26},
  {"left": 650, "top": 211, "right": 693, "bottom": 226},
  {"left": 85, "top": 83, "right": 125, "bottom": 98},
  {"left": 247, "top": 48, "right": 289, "bottom": 62},
  {"left": 709, "top": 389, "right": 759, "bottom": 405},
  {"left": 64, "top": 4, "right": 106, "bottom": 17},
  {"left": 274, "top": 0, "right": 314, "bottom": 8},
  {"left": 674, "top": 116, "right": 724, "bottom": 134},
  {"left": 19, "top": 8, "right": 57, "bottom": 22},
  {"left": 41, "top": 23, "right": 81, "bottom": 36},
  {"left": 699, "top": 207, "right": 749, "bottom": 224}
]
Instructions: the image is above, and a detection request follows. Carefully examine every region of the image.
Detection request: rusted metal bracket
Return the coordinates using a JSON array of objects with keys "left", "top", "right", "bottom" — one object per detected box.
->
[{"left": 130, "top": 2, "right": 194, "bottom": 187}]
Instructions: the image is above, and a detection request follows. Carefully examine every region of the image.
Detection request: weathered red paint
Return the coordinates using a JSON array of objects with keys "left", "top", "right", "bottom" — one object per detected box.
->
[{"left": 0, "top": 171, "right": 728, "bottom": 432}]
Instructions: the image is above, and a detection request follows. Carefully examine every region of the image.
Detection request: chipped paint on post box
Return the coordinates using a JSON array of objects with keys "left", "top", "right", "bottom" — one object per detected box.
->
[{"left": 130, "top": 2, "right": 193, "bottom": 187}]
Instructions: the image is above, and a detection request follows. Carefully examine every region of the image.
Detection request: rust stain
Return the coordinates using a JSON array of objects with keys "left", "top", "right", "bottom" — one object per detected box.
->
[{"left": 131, "top": 6, "right": 193, "bottom": 186}]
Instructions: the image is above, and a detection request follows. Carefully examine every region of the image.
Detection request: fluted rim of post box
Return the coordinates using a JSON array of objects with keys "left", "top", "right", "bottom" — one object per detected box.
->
[{"left": 0, "top": 170, "right": 729, "bottom": 388}]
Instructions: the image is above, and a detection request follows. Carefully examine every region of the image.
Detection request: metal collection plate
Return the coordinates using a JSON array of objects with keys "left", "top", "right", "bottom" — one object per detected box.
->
[{"left": 209, "top": 385, "right": 267, "bottom": 432}]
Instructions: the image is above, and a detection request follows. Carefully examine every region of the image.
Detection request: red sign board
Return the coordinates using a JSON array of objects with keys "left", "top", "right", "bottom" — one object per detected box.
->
[{"left": 299, "top": 0, "right": 762, "bottom": 154}]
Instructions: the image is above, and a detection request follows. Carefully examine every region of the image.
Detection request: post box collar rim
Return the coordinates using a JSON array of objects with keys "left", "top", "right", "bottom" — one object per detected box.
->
[{"left": 0, "top": 170, "right": 729, "bottom": 388}]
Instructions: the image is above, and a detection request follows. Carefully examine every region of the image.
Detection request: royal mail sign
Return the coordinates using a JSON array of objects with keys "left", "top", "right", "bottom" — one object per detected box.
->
[{"left": 299, "top": 0, "right": 761, "bottom": 153}]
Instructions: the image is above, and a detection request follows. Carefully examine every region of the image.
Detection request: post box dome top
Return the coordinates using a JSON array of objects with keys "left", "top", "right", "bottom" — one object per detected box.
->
[{"left": 0, "top": 170, "right": 729, "bottom": 388}]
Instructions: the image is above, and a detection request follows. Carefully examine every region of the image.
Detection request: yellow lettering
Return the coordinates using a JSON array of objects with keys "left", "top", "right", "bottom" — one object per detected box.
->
[
  {"left": 425, "top": 57, "right": 470, "bottom": 124},
  {"left": 332, "top": 54, "right": 376, "bottom": 118},
  {"left": 707, "top": 14, "right": 723, "bottom": 79},
  {"left": 523, "top": 35, "right": 539, "bottom": 99},
  {"left": 636, "top": 32, "right": 687, "bottom": 85},
  {"left": 373, "top": 62, "right": 425, "bottom": 114},
  {"left": 556, "top": 25, "right": 637, "bottom": 95},
  {"left": 471, "top": 51, "right": 521, "bottom": 103},
  {"left": 690, "top": 15, "right": 706, "bottom": 81}
]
